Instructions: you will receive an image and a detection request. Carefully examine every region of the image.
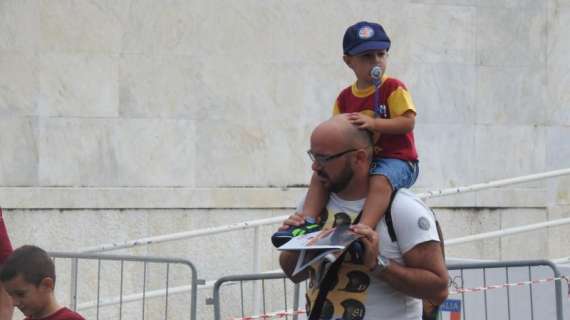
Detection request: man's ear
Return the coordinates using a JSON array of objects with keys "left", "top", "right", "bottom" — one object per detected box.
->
[
  {"left": 354, "top": 148, "right": 369, "bottom": 163},
  {"left": 38, "top": 277, "right": 55, "bottom": 291}
]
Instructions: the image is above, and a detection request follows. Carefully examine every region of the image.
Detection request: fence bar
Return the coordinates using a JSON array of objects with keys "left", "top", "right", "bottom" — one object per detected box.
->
[
  {"left": 78, "top": 216, "right": 285, "bottom": 253},
  {"left": 119, "top": 260, "right": 124, "bottom": 320},
  {"left": 165, "top": 263, "right": 170, "bottom": 320},
  {"left": 483, "top": 268, "right": 488, "bottom": 320},
  {"left": 446, "top": 217, "right": 570, "bottom": 246},
  {"left": 253, "top": 226, "right": 261, "bottom": 316},
  {"left": 142, "top": 262, "right": 147, "bottom": 320},
  {"left": 417, "top": 168, "right": 570, "bottom": 200},
  {"left": 528, "top": 266, "right": 534, "bottom": 320},
  {"left": 505, "top": 267, "right": 511, "bottom": 319},
  {"left": 292, "top": 282, "right": 300, "bottom": 320},
  {"left": 70, "top": 258, "right": 79, "bottom": 311},
  {"left": 97, "top": 259, "right": 101, "bottom": 320}
]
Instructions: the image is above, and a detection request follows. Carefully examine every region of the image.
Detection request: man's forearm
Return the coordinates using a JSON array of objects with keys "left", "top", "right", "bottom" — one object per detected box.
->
[
  {"left": 373, "top": 261, "right": 448, "bottom": 304},
  {"left": 279, "top": 251, "right": 309, "bottom": 283}
]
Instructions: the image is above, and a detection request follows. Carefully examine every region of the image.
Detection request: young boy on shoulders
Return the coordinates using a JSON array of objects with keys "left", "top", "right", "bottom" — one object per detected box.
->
[
  {"left": 0, "top": 245, "right": 85, "bottom": 320},
  {"left": 273, "top": 21, "right": 419, "bottom": 247}
]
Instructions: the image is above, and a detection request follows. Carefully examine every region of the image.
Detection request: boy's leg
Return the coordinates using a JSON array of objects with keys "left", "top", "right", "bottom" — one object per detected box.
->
[
  {"left": 301, "top": 173, "right": 329, "bottom": 223},
  {"left": 359, "top": 175, "right": 392, "bottom": 228},
  {"left": 359, "top": 158, "right": 418, "bottom": 229},
  {"left": 271, "top": 173, "right": 327, "bottom": 248}
]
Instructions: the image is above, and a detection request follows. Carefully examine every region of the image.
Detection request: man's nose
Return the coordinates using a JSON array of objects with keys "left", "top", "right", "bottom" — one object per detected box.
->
[{"left": 311, "top": 160, "right": 322, "bottom": 171}]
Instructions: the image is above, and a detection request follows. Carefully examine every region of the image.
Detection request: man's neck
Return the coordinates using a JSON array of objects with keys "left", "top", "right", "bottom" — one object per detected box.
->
[
  {"left": 33, "top": 301, "right": 62, "bottom": 319},
  {"left": 335, "top": 175, "right": 369, "bottom": 201}
]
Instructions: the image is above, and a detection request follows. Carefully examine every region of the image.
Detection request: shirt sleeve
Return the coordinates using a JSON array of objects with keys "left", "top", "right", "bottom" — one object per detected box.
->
[
  {"left": 387, "top": 87, "right": 416, "bottom": 117},
  {"left": 332, "top": 100, "right": 341, "bottom": 115},
  {"left": 0, "top": 208, "right": 13, "bottom": 264},
  {"left": 390, "top": 190, "right": 439, "bottom": 254}
]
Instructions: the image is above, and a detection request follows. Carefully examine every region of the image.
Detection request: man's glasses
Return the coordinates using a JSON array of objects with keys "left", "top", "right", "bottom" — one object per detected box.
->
[{"left": 307, "top": 148, "right": 359, "bottom": 166}]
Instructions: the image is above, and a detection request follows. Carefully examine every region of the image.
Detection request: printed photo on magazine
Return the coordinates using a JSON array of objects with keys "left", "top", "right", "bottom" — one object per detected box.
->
[{"left": 278, "top": 225, "right": 362, "bottom": 277}]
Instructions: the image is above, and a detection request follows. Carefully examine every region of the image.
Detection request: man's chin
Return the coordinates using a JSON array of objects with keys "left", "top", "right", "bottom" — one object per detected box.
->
[{"left": 317, "top": 177, "right": 330, "bottom": 188}]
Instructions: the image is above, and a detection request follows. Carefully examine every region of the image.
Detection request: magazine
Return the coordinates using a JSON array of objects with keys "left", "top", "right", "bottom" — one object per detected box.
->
[{"left": 278, "top": 225, "right": 362, "bottom": 278}]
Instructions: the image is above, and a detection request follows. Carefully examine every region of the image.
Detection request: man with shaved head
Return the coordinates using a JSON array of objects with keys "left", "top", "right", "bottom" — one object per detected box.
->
[{"left": 279, "top": 115, "right": 448, "bottom": 320}]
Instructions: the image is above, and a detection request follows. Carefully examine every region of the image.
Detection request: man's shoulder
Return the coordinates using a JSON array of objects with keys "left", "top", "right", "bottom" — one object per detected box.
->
[
  {"left": 391, "top": 189, "right": 431, "bottom": 222},
  {"left": 392, "top": 188, "right": 419, "bottom": 204}
]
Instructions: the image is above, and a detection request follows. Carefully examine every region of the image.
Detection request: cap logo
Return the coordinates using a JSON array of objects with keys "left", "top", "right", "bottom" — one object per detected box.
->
[{"left": 358, "top": 26, "right": 375, "bottom": 39}]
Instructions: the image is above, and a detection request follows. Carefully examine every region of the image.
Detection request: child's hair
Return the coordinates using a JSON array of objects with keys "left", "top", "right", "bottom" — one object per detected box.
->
[{"left": 0, "top": 245, "right": 55, "bottom": 286}]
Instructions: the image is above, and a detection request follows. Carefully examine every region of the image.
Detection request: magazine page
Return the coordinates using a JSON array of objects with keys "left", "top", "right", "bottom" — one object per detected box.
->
[
  {"left": 278, "top": 225, "right": 361, "bottom": 251},
  {"left": 282, "top": 225, "right": 362, "bottom": 276},
  {"left": 293, "top": 247, "right": 340, "bottom": 277}
]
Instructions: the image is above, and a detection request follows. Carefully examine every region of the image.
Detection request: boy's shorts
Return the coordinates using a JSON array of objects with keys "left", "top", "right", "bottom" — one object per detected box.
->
[{"left": 369, "top": 158, "right": 419, "bottom": 189}]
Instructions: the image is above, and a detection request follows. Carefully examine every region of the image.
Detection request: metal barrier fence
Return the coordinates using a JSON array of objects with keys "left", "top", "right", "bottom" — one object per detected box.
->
[
  {"left": 49, "top": 251, "right": 199, "bottom": 320},
  {"left": 446, "top": 260, "right": 565, "bottom": 320},
  {"left": 210, "top": 271, "right": 303, "bottom": 320},
  {"left": 211, "top": 260, "right": 566, "bottom": 320}
]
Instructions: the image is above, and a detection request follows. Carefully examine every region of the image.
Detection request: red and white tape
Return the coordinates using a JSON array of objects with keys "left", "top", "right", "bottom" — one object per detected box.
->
[
  {"left": 449, "top": 276, "right": 570, "bottom": 295},
  {"left": 230, "top": 309, "right": 306, "bottom": 320}
]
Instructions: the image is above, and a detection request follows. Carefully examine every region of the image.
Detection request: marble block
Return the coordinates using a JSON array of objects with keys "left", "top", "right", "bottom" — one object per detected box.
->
[
  {"left": 0, "top": 52, "right": 38, "bottom": 116},
  {"left": 194, "top": 120, "right": 311, "bottom": 187},
  {"left": 547, "top": 2, "right": 570, "bottom": 68},
  {"left": 0, "top": 118, "right": 38, "bottom": 186},
  {"left": 0, "top": 0, "right": 39, "bottom": 52},
  {"left": 499, "top": 208, "right": 548, "bottom": 260},
  {"left": 398, "top": 3, "right": 476, "bottom": 64},
  {"left": 546, "top": 126, "right": 570, "bottom": 170},
  {"left": 38, "top": 118, "right": 196, "bottom": 186},
  {"left": 414, "top": 124, "right": 477, "bottom": 188},
  {"left": 476, "top": 66, "right": 547, "bottom": 125},
  {"left": 39, "top": 53, "right": 118, "bottom": 117},
  {"left": 40, "top": 0, "right": 125, "bottom": 53},
  {"left": 401, "top": 62, "right": 477, "bottom": 124},
  {"left": 474, "top": 124, "right": 546, "bottom": 183},
  {"left": 545, "top": 64, "right": 570, "bottom": 126},
  {"left": 476, "top": 7, "right": 546, "bottom": 67},
  {"left": 122, "top": 0, "right": 202, "bottom": 55},
  {"left": 119, "top": 54, "right": 205, "bottom": 118}
]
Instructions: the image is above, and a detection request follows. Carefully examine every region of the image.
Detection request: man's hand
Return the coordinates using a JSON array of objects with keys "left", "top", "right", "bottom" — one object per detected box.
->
[
  {"left": 278, "top": 212, "right": 307, "bottom": 231},
  {"left": 350, "top": 223, "right": 379, "bottom": 270}
]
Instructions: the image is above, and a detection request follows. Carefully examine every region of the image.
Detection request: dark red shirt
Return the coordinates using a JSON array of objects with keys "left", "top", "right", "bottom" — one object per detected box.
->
[
  {"left": 333, "top": 76, "right": 418, "bottom": 161},
  {"left": 0, "top": 208, "right": 13, "bottom": 264},
  {"left": 24, "top": 307, "right": 85, "bottom": 320}
]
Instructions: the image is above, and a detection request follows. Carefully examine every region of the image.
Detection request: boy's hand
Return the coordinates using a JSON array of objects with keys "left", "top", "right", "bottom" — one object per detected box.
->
[{"left": 347, "top": 113, "right": 376, "bottom": 131}]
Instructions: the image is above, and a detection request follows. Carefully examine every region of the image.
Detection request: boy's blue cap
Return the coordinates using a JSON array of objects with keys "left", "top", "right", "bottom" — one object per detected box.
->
[{"left": 343, "top": 21, "right": 391, "bottom": 55}]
